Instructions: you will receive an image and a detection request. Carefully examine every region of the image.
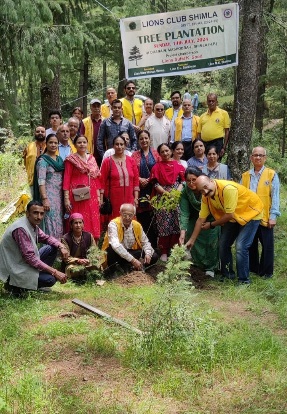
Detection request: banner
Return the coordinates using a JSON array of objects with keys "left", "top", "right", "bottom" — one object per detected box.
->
[{"left": 120, "top": 3, "right": 239, "bottom": 80}]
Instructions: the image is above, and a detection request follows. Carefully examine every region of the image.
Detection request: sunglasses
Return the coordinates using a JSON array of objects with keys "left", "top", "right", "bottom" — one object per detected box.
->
[
  {"left": 155, "top": 108, "right": 164, "bottom": 111},
  {"left": 126, "top": 86, "right": 135, "bottom": 90}
]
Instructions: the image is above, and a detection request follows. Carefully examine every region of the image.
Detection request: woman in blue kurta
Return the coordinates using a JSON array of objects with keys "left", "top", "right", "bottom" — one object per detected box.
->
[{"left": 33, "top": 134, "right": 64, "bottom": 239}]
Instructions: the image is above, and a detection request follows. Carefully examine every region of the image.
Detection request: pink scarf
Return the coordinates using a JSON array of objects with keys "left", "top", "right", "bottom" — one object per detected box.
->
[{"left": 65, "top": 153, "right": 100, "bottom": 179}]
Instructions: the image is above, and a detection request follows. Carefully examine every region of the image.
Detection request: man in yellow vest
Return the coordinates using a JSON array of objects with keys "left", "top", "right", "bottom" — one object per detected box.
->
[
  {"left": 121, "top": 81, "right": 143, "bottom": 127},
  {"left": 80, "top": 98, "right": 102, "bottom": 166},
  {"left": 174, "top": 99, "right": 200, "bottom": 160},
  {"left": 241, "top": 146, "right": 280, "bottom": 279},
  {"left": 23, "top": 126, "right": 46, "bottom": 195},
  {"left": 186, "top": 176, "right": 264, "bottom": 284},
  {"left": 101, "top": 87, "right": 117, "bottom": 119},
  {"left": 102, "top": 203, "right": 158, "bottom": 276},
  {"left": 198, "top": 93, "right": 230, "bottom": 159},
  {"left": 165, "top": 90, "right": 184, "bottom": 121}
]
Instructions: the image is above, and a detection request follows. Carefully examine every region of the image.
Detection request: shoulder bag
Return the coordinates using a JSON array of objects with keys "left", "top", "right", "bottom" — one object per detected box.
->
[{"left": 72, "top": 174, "right": 91, "bottom": 201}]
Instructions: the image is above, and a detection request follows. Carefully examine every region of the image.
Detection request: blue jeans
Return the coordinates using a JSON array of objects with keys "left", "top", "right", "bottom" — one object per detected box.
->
[
  {"left": 38, "top": 245, "right": 58, "bottom": 288},
  {"left": 220, "top": 220, "right": 260, "bottom": 283}
]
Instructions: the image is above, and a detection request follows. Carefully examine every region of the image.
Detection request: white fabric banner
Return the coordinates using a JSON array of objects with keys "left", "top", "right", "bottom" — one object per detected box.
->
[{"left": 120, "top": 3, "right": 239, "bottom": 79}]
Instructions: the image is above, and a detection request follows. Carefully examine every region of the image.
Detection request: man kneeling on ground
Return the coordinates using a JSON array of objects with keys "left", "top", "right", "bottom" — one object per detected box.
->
[
  {"left": 0, "top": 201, "right": 68, "bottom": 297},
  {"left": 102, "top": 203, "right": 158, "bottom": 275}
]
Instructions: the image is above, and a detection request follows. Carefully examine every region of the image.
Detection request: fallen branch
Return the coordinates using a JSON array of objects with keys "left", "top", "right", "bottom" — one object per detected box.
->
[{"left": 72, "top": 298, "right": 142, "bottom": 335}]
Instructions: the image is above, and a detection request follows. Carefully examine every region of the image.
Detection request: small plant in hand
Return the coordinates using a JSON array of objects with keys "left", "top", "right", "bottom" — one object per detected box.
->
[
  {"left": 140, "top": 188, "right": 181, "bottom": 212},
  {"left": 71, "top": 245, "right": 106, "bottom": 281}
]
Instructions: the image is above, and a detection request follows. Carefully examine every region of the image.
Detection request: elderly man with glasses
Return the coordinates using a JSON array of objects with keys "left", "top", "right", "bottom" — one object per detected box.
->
[
  {"left": 241, "top": 146, "right": 280, "bottom": 279},
  {"left": 145, "top": 102, "right": 171, "bottom": 149},
  {"left": 102, "top": 203, "right": 158, "bottom": 276}
]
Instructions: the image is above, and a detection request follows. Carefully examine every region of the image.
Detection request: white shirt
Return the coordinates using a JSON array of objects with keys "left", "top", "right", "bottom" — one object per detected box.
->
[
  {"left": 102, "top": 149, "right": 132, "bottom": 161},
  {"left": 145, "top": 115, "right": 171, "bottom": 150},
  {"left": 108, "top": 219, "right": 154, "bottom": 262}
]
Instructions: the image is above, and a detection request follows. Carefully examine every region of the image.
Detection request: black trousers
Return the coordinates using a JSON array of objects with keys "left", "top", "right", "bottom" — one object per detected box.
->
[
  {"left": 182, "top": 141, "right": 193, "bottom": 161},
  {"left": 249, "top": 225, "right": 274, "bottom": 277},
  {"left": 107, "top": 246, "right": 158, "bottom": 272}
]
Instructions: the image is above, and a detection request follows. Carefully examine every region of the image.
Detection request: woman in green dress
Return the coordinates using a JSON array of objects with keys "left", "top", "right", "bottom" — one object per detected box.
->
[{"left": 179, "top": 167, "right": 219, "bottom": 277}]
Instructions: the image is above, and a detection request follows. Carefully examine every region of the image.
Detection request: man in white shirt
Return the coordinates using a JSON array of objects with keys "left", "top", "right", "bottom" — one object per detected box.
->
[
  {"left": 145, "top": 103, "right": 170, "bottom": 150},
  {"left": 102, "top": 203, "right": 158, "bottom": 274}
]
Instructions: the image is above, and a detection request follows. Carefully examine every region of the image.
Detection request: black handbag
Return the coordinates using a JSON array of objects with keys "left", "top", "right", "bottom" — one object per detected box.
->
[
  {"left": 100, "top": 157, "right": 112, "bottom": 215},
  {"left": 100, "top": 196, "right": 112, "bottom": 215}
]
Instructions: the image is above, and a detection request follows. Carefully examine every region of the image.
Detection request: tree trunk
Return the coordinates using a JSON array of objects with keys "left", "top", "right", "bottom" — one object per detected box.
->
[
  {"left": 254, "top": 0, "right": 275, "bottom": 136},
  {"left": 103, "top": 59, "right": 107, "bottom": 102},
  {"left": 228, "top": 0, "right": 264, "bottom": 181},
  {"left": 40, "top": 69, "right": 61, "bottom": 127},
  {"left": 281, "top": 54, "right": 287, "bottom": 157},
  {"left": 117, "top": 46, "right": 126, "bottom": 99},
  {"left": 150, "top": 77, "right": 162, "bottom": 104}
]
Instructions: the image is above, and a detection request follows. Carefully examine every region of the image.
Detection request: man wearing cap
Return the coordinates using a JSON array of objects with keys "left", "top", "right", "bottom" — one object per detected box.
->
[{"left": 80, "top": 98, "right": 102, "bottom": 166}]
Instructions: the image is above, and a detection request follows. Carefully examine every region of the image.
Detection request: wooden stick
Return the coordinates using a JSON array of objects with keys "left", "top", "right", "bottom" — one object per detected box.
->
[{"left": 72, "top": 298, "right": 142, "bottom": 335}]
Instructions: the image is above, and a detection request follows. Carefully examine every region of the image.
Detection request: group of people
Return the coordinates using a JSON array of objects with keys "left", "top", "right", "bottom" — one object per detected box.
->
[{"left": 0, "top": 81, "right": 280, "bottom": 296}]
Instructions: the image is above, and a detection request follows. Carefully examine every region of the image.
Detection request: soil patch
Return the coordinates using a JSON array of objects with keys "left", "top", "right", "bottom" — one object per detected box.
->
[
  {"left": 189, "top": 266, "right": 215, "bottom": 290},
  {"left": 114, "top": 270, "right": 155, "bottom": 286}
]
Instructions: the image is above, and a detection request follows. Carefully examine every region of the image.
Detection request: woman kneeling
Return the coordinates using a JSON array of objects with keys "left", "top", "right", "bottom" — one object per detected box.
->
[{"left": 61, "top": 213, "right": 96, "bottom": 280}]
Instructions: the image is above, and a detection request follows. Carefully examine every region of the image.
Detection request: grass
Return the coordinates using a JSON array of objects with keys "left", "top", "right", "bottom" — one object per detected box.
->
[{"left": 1, "top": 149, "right": 287, "bottom": 413}]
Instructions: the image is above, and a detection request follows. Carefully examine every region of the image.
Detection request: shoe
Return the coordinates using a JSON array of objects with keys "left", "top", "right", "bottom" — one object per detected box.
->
[
  {"left": 205, "top": 270, "right": 214, "bottom": 278},
  {"left": 263, "top": 274, "right": 273, "bottom": 279},
  {"left": 160, "top": 254, "right": 168, "bottom": 262},
  {"left": 38, "top": 287, "right": 52, "bottom": 292},
  {"left": 238, "top": 280, "right": 251, "bottom": 286}
]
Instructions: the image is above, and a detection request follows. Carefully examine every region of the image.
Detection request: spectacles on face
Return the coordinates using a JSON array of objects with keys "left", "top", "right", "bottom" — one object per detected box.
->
[
  {"left": 126, "top": 86, "right": 135, "bottom": 90},
  {"left": 121, "top": 213, "right": 134, "bottom": 219},
  {"left": 251, "top": 154, "right": 266, "bottom": 158},
  {"left": 155, "top": 108, "right": 164, "bottom": 111}
]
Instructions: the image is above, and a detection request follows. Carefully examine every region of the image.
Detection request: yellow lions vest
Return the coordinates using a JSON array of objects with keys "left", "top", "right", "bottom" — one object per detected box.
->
[
  {"left": 203, "top": 180, "right": 263, "bottom": 226},
  {"left": 102, "top": 217, "right": 143, "bottom": 251},
  {"left": 241, "top": 168, "right": 275, "bottom": 227},
  {"left": 174, "top": 115, "right": 200, "bottom": 141},
  {"left": 82, "top": 116, "right": 94, "bottom": 154},
  {"left": 165, "top": 107, "right": 184, "bottom": 121}
]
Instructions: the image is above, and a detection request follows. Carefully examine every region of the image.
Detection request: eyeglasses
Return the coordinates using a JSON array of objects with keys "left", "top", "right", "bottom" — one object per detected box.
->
[
  {"left": 251, "top": 154, "right": 266, "bottom": 158},
  {"left": 155, "top": 108, "right": 164, "bottom": 111},
  {"left": 126, "top": 86, "right": 135, "bottom": 90},
  {"left": 121, "top": 213, "right": 134, "bottom": 218}
]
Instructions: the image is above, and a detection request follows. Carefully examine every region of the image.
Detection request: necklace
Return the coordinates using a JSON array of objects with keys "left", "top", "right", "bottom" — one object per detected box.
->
[
  {"left": 72, "top": 233, "right": 82, "bottom": 244},
  {"left": 77, "top": 153, "right": 87, "bottom": 161},
  {"left": 208, "top": 163, "right": 219, "bottom": 171}
]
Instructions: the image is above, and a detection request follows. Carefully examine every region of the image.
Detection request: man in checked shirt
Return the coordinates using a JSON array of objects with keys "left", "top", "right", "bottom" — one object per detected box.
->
[{"left": 102, "top": 203, "right": 158, "bottom": 275}]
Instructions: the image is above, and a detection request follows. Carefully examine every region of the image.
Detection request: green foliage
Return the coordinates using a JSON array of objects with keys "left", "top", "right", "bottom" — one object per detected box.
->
[
  {"left": 157, "top": 244, "right": 192, "bottom": 284},
  {"left": 141, "top": 188, "right": 181, "bottom": 212}
]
